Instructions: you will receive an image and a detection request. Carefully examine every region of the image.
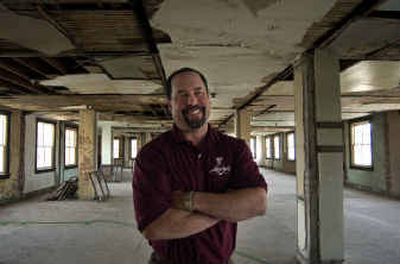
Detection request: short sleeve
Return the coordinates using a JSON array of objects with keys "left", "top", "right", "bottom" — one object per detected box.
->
[
  {"left": 132, "top": 146, "right": 172, "bottom": 232},
  {"left": 228, "top": 139, "right": 268, "bottom": 191}
]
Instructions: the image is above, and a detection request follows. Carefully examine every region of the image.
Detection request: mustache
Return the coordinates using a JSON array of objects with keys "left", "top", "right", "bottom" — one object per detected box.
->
[{"left": 182, "top": 105, "right": 205, "bottom": 115}]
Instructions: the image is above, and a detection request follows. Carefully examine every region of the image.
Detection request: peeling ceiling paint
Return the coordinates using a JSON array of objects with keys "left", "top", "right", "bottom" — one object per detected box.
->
[
  {"left": 40, "top": 74, "right": 163, "bottom": 94},
  {"left": 151, "top": 0, "right": 336, "bottom": 108},
  {"left": 329, "top": 18, "right": 400, "bottom": 59},
  {"left": 377, "top": 0, "right": 400, "bottom": 11},
  {"left": 0, "top": 4, "right": 74, "bottom": 55},
  {"left": 341, "top": 61, "right": 400, "bottom": 93}
]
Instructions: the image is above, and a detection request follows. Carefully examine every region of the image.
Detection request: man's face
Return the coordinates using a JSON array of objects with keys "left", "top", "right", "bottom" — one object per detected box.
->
[{"left": 169, "top": 71, "right": 211, "bottom": 131}]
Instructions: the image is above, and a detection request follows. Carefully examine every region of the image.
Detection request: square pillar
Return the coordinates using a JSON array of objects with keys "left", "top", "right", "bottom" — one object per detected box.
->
[
  {"left": 294, "top": 49, "right": 344, "bottom": 264},
  {"left": 78, "top": 109, "right": 97, "bottom": 200},
  {"left": 0, "top": 111, "right": 25, "bottom": 200},
  {"left": 234, "top": 109, "right": 251, "bottom": 145},
  {"left": 100, "top": 123, "right": 112, "bottom": 166}
]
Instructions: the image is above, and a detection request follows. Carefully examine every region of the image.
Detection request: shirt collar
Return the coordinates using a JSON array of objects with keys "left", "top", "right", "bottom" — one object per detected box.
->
[{"left": 171, "top": 124, "right": 217, "bottom": 147}]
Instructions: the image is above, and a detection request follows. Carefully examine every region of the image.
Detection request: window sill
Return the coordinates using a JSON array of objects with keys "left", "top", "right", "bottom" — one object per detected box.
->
[
  {"left": 349, "top": 165, "right": 374, "bottom": 171},
  {"left": 64, "top": 165, "right": 78, "bottom": 169},
  {"left": 35, "top": 168, "right": 56, "bottom": 174},
  {"left": 0, "top": 174, "right": 10, "bottom": 179}
]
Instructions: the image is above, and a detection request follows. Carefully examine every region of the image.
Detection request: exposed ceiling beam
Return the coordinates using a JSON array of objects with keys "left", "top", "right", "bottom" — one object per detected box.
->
[
  {"left": 217, "top": 113, "right": 235, "bottom": 130},
  {"left": 36, "top": 4, "right": 77, "bottom": 49},
  {"left": 237, "top": 65, "right": 293, "bottom": 111},
  {"left": 313, "top": 0, "right": 388, "bottom": 49},
  {"left": 131, "top": 0, "right": 167, "bottom": 89},
  {"left": 0, "top": 61, "right": 32, "bottom": 83},
  {"left": 11, "top": 58, "right": 48, "bottom": 79},
  {"left": 41, "top": 57, "right": 67, "bottom": 75},
  {"left": 255, "top": 104, "right": 277, "bottom": 117},
  {"left": 0, "top": 68, "right": 43, "bottom": 94},
  {"left": 0, "top": 94, "right": 166, "bottom": 112},
  {"left": 0, "top": 80, "right": 26, "bottom": 94},
  {"left": 0, "top": 50, "right": 153, "bottom": 57}
]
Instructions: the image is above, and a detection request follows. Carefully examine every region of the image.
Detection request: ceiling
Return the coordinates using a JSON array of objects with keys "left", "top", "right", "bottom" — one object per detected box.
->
[{"left": 0, "top": 0, "right": 399, "bottom": 134}]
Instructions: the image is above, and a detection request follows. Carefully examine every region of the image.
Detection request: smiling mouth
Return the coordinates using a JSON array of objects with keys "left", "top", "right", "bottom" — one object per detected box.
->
[
  {"left": 188, "top": 108, "right": 201, "bottom": 115},
  {"left": 183, "top": 106, "right": 203, "bottom": 117},
  {"left": 182, "top": 106, "right": 207, "bottom": 129}
]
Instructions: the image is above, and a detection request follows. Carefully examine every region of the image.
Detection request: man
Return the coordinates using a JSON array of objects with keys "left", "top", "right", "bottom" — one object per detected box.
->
[{"left": 132, "top": 67, "right": 268, "bottom": 264}]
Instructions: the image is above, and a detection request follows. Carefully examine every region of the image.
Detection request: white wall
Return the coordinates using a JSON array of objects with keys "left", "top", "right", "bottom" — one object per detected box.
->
[{"left": 23, "top": 115, "right": 57, "bottom": 194}]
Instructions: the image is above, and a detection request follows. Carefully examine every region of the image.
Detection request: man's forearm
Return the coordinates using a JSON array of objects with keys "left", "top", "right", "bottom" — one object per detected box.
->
[
  {"left": 192, "top": 187, "right": 267, "bottom": 222},
  {"left": 142, "top": 208, "right": 219, "bottom": 241}
]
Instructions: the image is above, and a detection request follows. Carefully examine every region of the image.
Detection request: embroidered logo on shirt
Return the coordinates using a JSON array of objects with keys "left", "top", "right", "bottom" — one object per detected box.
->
[{"left": 209, "top": 157, "right": 231, "bottom": 176}]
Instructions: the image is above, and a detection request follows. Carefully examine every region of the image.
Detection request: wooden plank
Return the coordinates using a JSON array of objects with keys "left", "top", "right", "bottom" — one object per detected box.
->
[
  {"left": 12, "top": 58, "right": 48, "bottom": 79},
  {"left": 0, "top": 68, "right": 43, "bottom": 93}
]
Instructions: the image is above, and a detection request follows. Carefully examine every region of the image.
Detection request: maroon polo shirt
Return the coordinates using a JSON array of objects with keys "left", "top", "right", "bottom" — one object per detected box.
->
[{"left": 132, "top": 125, "right": 267, "bottom": 264}]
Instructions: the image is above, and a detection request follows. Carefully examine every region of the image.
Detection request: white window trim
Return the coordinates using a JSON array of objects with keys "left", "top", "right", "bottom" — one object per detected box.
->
[
  {"left": 0, "top": 113, "right": 10, "bottom": 177},
  {"left": 273, "top": 135, "right": 281, "bottom": 160},
  {"left": 287, "top": 132, "right": 295, "bottom": 161},
  {"left": 65, "top": 127, "right": 78, "bottom": 167},
  {"left": 350, "top": 120, "right": 373, "bottom": 169},
  {"left": 36, "top": 120, "right": 56, "bottom": 171}
]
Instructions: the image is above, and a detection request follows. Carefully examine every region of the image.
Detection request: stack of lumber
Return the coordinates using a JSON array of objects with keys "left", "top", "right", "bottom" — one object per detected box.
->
[{"left": 46, "top": 177, "right": 78, "bottom": 201}]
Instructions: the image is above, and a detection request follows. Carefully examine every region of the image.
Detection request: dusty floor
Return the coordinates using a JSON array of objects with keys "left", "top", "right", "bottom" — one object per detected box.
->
[{"left": 0, "top": 169, "right": 399, "bottom": 264}]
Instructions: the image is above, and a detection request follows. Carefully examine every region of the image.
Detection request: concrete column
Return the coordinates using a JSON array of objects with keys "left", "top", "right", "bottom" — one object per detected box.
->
[
  {"left": 234, "top": 109, "right": 251, "bottom": 145},
  {"left": 124, "top": 135, "right": 130, "bottom": 167},
  {"left": 78, "top": 109, "right": 97, "bottom": 200},
  {"left": 0, "top": 111, "right": 25, "bottom": 200},
  {"left": 100, "top": 123, "right": 112, "bottom": 166},
  {"left": 256, "top": 135, "right": 265, "bottom": 165},
  {"left": 294, "top": 49, "right": 344, "bottom": 264}
]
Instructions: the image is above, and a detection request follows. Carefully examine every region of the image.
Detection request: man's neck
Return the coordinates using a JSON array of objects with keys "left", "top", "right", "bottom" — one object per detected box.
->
[{"left": 182, "top": 124, "right": 209, "bottom": 146}]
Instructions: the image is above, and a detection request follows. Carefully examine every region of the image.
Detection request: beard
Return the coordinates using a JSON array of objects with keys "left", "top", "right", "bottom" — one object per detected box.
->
[{"left": 182, "top": 106, "right": 207, "bottom": 129}]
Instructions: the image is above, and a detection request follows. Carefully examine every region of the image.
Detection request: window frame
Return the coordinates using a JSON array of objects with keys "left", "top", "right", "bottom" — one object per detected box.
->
[
  {"left": 286, "top": 132, "right": 296, "bottom": 161},
  {"left": 0, "top": 111, "right": 10, "bottom": 179},
  {"left": 64, "top": 125, "right": 78, "bottom": 169},
  {"left": 265, "top": 136, "right": 273, "bottom": 160},
  {"left": 349, "top": 118, "right": 373, "bottom": 171},
  {"left": 35, "top": 119, "right": 56, "bottom": 173},
  {"left": 129, "top": 137, "right": 138, "bottom": 160},
  {"left": 113, "top": 137, "right": 122, "bottom": 159},
  {"left": 273, "top": 134, "right": 281, "bottom": 160},
  {"left": 250, "top": 136, "right": 257, "bottom": 159}
]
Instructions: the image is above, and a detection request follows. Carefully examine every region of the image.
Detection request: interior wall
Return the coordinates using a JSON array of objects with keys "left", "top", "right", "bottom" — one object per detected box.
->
[
  {"left": 344, "top": 113, "right": 388, "bottom": 193},
  {"left": 259, "top": 133, "right": 296, "bottom": 175},
  {"left": 386, "top": 111, "right": 400, "bottom": 197},
  {"left": 23, "top": 115, "right": 57, "bottom": 194}
]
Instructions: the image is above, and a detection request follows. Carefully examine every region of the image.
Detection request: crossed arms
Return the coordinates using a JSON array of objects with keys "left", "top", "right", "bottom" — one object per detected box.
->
[{"left": 142, "top": 187, "right": 267, "bottom": 240}]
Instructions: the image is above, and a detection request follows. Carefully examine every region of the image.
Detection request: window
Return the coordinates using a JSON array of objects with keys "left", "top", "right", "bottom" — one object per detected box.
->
[
  {"left": 36, "top": 121, "right": 55, "bottom": 171},
  {"left": 273, "top": 134, "right": 280, "bottom": 160},
  {"left": 0, "top": 113, "right": 9, "bottom": 177},
  {"left": 250, "top": 137, "right": 256, "bottom": 159},
  {"left": 65, "top": 127, "right": 78, "bottom": 167},
  {"left": 130, "top": 138, "right": 138, "bottom": 159},
  {"left": 113, "top": 138, "right": 120, "bottom": 159},
  {"left": 266, "top": 137, "right": 272, "bottom": 159},
  {"left": 350, "top": 121, "right": 372, "bottom": 168},
  {"left": 287, "top": 133, "right": 295, "bottom": 161}
]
